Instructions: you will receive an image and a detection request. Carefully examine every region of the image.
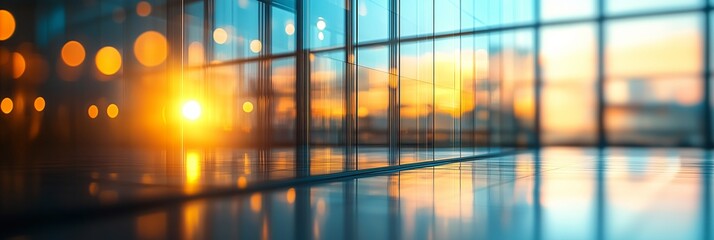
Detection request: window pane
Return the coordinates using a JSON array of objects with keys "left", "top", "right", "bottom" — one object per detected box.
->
[
  {"left": 606, "top": 14, "right": 703, "bottom": 146},
  {"left": 357, "top": 0, "right": 389, "bottom": 43},
  {"left": 541, "top": 24, "right": 597, "bottom": 145},
  {"left": 607, "top": 0, "right": 701, "bottom": 15},
  {"left": 541, "top": 0, "right": 594, "bottom": 21}
]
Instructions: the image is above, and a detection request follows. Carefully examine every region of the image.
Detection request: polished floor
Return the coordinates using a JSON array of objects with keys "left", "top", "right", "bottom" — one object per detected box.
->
[{"left": 1, "top": 147, "right": 713, "bottom": 240}]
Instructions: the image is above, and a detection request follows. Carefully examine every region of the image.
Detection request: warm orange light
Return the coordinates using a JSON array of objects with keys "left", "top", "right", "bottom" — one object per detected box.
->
[
  {"left": 286, "top": 188, "right": 295, "bottom": 204},
  {"left": 34, "top": 97, "right": 45, "bottom": 112},
  {"left": 185, "top": 151, "right": 201, "bottom": 194},
  {"left": 242, "top": 101, "right": 254, "bottom": 113},
  {"left": 0, "top": 10, "right": 15, "bottom": 41},
  {"left": 1, "top": 98, "right": 12, "bottom": 114},
  {"left": 107, "top": 104, "right": 119, "bottom": 118},
  {"left": 237, "top": 176, "right": 247, "bottom": 189},
  {"left": 61, "top": 41, "right": 86, "bottom": 67},
  {"left": 182, "top": 100, "right": 201, "bottom": 121},
  {"left": 357, "top": 106, "right": 369, "bottom": 117},
  {"left": 134, "top": 31, "right": 167, "bottom": 67},
  {"left": 187, "top": 41, "right": 204, "bottom": 66},
  {"left": 136, "top": 1, "right": 152, "bottom": 17},
  {"left": 249, "top": 40, "right": 262, "bottom": 53},
  {"left": 95, "top": 46, "right": 122, "bottom": 75},
  {"left": 88, "top": 105, "right": 98, "bottom": 118},
  {"left": 250, "top": 193, "right": 262, "bottom": 212},
  {"left": 213, "top": 28, "right": 227, "bottom": 44},
  {"left": 12, "top": 52, "right": 25, "bottom": 79},
  {"left": 285, "top": 23, "right": 295, "bottom": 35}
]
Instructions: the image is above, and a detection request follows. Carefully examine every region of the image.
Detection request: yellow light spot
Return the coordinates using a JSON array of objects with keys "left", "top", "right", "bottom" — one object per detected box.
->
[
  {"left": 213, "top": 28, "right": 227, "bottom": 44},
  {"left": 0, "top": 10, "right": 15, "bottom": 41},
  {"left": 250, "top": 193, "right": 262, "bottom": 212},
  {"left": 34, "top": 97, "right": 45, "bottom": 112},
  {"left": 1, "top": 98, "right": 13, "bottom": 114},
  {"left": 286, "top": 188, "right": 295, "bottom": 204},
  {"left": 12, "top": 52, "right": 25, "bottom": 79},
  {"left": 136, "top": 1, "right": 152, "bottom": 17},
  {"left": 88, "top": 105, "right": 99, "bottom": 119},
  {"left": 61, "top": 41, "right": 86, "bottom": 67},
  {"left": 285, "top": 23, "right": 295, "bottom": 35},
  {"left": 134, "top": 31, "right": 167, "bottom": 67},
  {"left": 357, "top": 106, "right": 369, "bottom": 117},
  {"left": 242, "top": 101, "right": 254, "bottom": 113},
  {"left": 237, "top": 176, "right": 247, "bottom": 189},
  {"left": 185, "top": 151, "right": 200, "bottom": 184},
  {"left": 249, "top": 40, "right": 262, "bottom": 53},
  {"left": 107, "top": 104, "right": 119, "bottom": 118},
  {"left": 182, "top": 100, "right": 201, "bottom": 121},
  {"left": 95, "top": 46, "right": 122, "bottom": 75}
]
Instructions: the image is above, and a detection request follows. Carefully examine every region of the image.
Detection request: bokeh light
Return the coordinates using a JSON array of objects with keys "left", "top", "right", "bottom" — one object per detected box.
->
[
  {"left": 136, "top": 1, "right": 152, "bottom": 17},
  {"left": 316, "top": 17, "right": 326, "bottom": 30},
  {"left": 34, "top": 97, "right": 45, "bottom": 112},
  {"left": 1, "top": 98, "right": 12, "bottom": 114},
  {"left": 182, "top": 100, "right": 201, "bottom": 121},
  {"left": 107, "top": 104, "right": 119, "bottom": 118},
  {"left": 249, "top": 40, "right": 262, "bottom": 53},
  {"left": 61, "top": 41, "right": 86, "bottom": 67},
  {"left": 95, "top": 46, "right": 122, "bottom": 75},
  {"left": 134, "top": 31, "right": 167, "bottom": 67},
  {"left": 242, "top": 101, "right": 254, "bottom": 113},
  {"left": 213, "top": 28, "right": 228, "bottom": 44},
  {"left": 285, "top": 23, "right": 295, "bottom": 35},
  {"left": 0, "top": 10, "right": 15, "bottom": 41},
  {"left": 318, "top": 32, "right": 324, "bottom": 41},
  {"left": 12, "top": 52, "right": 25, "bottom": 79},
  {"left": 88, "top": 105, "right": 98, "bottom": 119},
  {"left": 286, "top": 188, "right": 296, "bottom": 204},
  {"left": 187, "top": 41, "right": 204, "bottom": 66}
]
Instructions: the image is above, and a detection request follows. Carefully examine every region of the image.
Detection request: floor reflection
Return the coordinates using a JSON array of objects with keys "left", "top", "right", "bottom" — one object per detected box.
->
[{"left": 4, "top": 147, "right": 713, "bottom": 239}]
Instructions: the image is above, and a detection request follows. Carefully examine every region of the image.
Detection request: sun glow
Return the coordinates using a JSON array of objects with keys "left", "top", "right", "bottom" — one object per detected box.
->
[{"left": 182, "top": 100, "right": 202, "bottom": 121}]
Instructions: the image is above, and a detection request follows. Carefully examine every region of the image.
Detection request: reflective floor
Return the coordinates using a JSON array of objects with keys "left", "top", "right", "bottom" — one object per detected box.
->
[{"left": 2, "top": 147, "right": 713, "bottom": 240}]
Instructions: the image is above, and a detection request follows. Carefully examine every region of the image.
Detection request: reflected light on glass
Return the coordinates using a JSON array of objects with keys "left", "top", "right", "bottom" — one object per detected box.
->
[
  {"left": 250, "top": 193, "right": 262, "bottom": 212},
  {"left": 316, "top": 17, "right": 326, "bottom": 30},
  {"left": 61, "top": 41, "right": 86, "bottom": 67},
  {"left": 187, "top": 41, "right": 204, "bottom": 66},
  {"left": 213, "top": 28, "right": 228, "bottom": 44},
  {"left": 185, "top": 151, "right": 201, "bottom": 194},
  {"left": 12, "top": 52, "right": 25, "bottom": 79},
  {"left": 237, "top": 176, "right": 247, "bottom": 189},
  {"left": 242, "top": 101, "right": 254, "bottom": 113},
  {"left": 182, "top": 100, "right": 201, "bottom": 121},
  {"left": 249, "top": 40, "right": 262, "bottom": 53},
  {"left": 88, "top": 105, "right": 98, "bottom": 119},
  {"left": 95, "top": 46, "right": 122, "bottom": 75},
  {"left": 357, "top": 106, "right": 369, "bottom": 117},
  {"left": 285, "top": 23, "right": 295, "bottom": 35},
  {"left": 1, "top": 98, "right": 12, "bottom": 114},
  {"left": 134, "top": 31, "right": 167, "bottom": 67},
  {"left": 136, "top": 1, "right": 152, "bottom": 17},
  {"left": 107, "top": 104, "right": 119, "bottom": 118},
  {"left": 34, "top": 97, "right": 45, "bottom": 112},
  {"left": 317, "top": 32, "right": 324, "bottom": 41},
  {"left": 286, "top": 188, "right": 295, "bottom": 204},
  {"left": 0, "top": 10, "right": 15, "bottom": 41}
]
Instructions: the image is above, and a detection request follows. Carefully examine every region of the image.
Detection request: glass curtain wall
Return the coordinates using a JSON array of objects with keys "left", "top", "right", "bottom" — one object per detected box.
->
[{"left": 3, "top": 0, "right": 712, "bottom": 174}]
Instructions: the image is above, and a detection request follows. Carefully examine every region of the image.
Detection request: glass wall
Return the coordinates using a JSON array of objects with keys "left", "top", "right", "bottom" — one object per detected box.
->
[{"left": 1, "top": 0, "right": 711, "bottom": 174}]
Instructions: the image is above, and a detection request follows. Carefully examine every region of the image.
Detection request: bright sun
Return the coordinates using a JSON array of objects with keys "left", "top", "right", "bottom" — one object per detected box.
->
[{"left": 182, "top": 100, "right": 201, "bottom": 121}]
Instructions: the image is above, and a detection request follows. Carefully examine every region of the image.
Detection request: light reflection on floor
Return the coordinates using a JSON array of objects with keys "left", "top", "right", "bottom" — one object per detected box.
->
[{"left": 2, "top": 147, "right": 713, "bottom": 239}]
